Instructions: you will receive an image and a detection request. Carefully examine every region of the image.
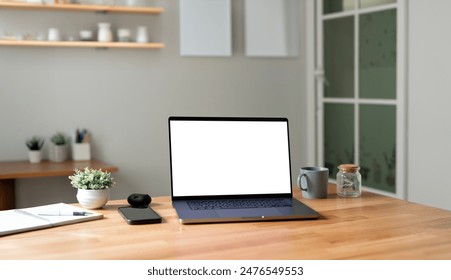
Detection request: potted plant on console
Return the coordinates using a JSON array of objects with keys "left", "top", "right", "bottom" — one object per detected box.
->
[
  {"left": 69, "top": 167, "right": 116, "bottom": 209},
  {"left": 25, "top": 136, "right": 44, "bottom": 163},
  {"left": 49, "top": 132, "right": 69, "bottom": 162}
]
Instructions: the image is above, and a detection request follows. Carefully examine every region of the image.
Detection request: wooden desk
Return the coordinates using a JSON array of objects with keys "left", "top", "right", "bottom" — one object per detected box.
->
[
  {"left": 0, "top": 159, "right": 118, "bottom": 210},
  {"left": 1, "top": 185, "right": 450, "bottom": 260}
]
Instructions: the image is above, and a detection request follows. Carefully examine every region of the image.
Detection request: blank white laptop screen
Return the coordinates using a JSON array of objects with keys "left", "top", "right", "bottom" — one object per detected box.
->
[{"left": 169, "top": 119, "right": 292, "bottom": 197}]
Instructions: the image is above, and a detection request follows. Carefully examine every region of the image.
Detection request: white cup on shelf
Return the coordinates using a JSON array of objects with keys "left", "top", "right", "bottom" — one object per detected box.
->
[
  {"left": 117, "top": 28, "right": 131, "bottom": 42},
  {"left": 79, "top": 30, "right": 94, "bottom": 41}
]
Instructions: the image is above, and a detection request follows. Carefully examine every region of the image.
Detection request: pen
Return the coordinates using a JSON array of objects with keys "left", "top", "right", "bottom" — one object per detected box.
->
[
  {"left": 38, "top": 211, "right": 93, "bottom": 216},
  {"left": 82, "top": 131, "right": 91, "bottom": 143},
  {"left": 76, "top": 128, "right": 81, "bottom": 143}
]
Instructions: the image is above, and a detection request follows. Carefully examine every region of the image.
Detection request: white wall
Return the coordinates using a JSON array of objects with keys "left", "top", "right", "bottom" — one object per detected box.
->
[
  {"left": 408, "top": 0, "right": 451, "bottom": 210},
  {"left": 0, "top": 1, "right": 309, "bottom": 207}
]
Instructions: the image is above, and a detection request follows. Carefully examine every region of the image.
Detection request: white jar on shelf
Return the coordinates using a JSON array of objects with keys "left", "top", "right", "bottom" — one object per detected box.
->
[
  {"left": 47, "top": 28, "right": 60, "bottom": 41},
  {"left": 91, "top": 0, "right": 116, "bottom": 5},
  {"left": 97, "top": 22, "right": 113, "bottom": 42},
  {"left": 136, "top": 26, "right": 148, "bottom": 43},
  {"left": 125, "top": 0, "right": 151, "bottom": 7}
]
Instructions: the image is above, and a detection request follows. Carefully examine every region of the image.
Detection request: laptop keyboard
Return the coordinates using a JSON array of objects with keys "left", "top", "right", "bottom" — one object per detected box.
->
[{"left": 187, "top": 198, "right": 292, "bottom": 210}]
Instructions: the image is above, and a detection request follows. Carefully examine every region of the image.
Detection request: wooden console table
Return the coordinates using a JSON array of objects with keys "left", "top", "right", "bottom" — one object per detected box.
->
[{"left": 0, "top": 159, "right": 118, "bottom": 210}]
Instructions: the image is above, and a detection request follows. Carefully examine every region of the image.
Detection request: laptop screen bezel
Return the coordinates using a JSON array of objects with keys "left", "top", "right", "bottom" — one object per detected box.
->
[{"left": 168, "top": 116, "right": 294, "bottom": 201}]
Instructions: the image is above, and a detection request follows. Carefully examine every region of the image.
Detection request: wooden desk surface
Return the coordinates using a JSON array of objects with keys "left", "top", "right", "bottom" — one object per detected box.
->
[
  {"left": 1, "top": 186, "right": 451, "bottom": 260},
  {"left": 0, "top": 159, "right": 119, "bottom": 179}
]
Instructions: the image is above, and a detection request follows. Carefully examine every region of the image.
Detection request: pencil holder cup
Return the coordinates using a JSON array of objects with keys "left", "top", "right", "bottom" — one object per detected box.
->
[{"left": 72, "top": 143, "right": 91, "bottom": 161}]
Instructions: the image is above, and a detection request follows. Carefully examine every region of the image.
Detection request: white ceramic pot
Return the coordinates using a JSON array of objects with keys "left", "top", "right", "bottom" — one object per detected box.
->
[
  {"left": 76, "top": 189, "right": 109, "bottom": 209},
  {"left": 28, "top": 150, "right": 42, "bottom": 163},
  {"left": 49, "top": 144, "right": 68, "bottom": 162}
]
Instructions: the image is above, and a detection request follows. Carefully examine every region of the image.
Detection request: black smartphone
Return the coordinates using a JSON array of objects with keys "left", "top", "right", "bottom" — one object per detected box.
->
[{"left": 118, "top": 206, "right": 162, "bottom": 225}]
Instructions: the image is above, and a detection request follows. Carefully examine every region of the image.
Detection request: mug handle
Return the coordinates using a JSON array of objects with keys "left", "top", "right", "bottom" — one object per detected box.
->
[{"left": 297, "top": 173, "right": 308, "bottom": 191}]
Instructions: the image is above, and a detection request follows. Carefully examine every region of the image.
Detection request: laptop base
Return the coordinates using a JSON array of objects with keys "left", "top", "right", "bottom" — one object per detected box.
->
[{"left": 173, "top": 198, "right": 319, "bottom": 224}]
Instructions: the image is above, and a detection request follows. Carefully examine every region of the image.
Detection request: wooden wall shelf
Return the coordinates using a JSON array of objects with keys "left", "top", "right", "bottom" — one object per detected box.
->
[
  {"left": 0, "top": 40, "right": 165, "bottom": 49},
  {"left": 0, "top": 2, "right": 165, "bottom": 49},
  {"left": 0, "top": 2, "right": 164, "bottom": 14}
]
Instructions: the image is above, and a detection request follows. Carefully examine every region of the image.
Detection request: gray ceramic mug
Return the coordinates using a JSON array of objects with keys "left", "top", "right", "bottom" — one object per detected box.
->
[{"left": 297, "top": 167, "right": 329, "bottom": 199}]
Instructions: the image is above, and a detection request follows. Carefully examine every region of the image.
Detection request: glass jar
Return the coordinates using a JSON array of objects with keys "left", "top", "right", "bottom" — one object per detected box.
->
[{"left": 336, "top": 164, "right": 361, "bottom": 197}]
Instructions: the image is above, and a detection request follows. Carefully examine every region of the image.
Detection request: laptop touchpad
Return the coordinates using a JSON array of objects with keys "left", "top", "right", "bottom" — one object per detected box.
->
[{"left": 216, "top": 208, "right": 281, "bottom": 218}]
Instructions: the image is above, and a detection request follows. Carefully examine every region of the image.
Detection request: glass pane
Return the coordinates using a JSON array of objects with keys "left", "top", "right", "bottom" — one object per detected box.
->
[
  {"left": 323, "top": 0, "right": 355, "bottom": 14},
  {"left": 324, "top": 104, "right": 354, "bottom": 179},
  {"left": 359, "top": 104, "right": 396, "bottom": 193},
  {"left": 359, "top": 9, "right": 396, "bottom": 99},
  {"left": 360, "top": 0, "right": 396, "bottom": 9},
  {"left": 324, "top": 16, "right": 354, "bottom": 98}
]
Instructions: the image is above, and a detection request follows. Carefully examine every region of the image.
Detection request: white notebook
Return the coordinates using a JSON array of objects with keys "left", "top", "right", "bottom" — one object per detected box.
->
[{"left": 0, "top": 203, "right": 103, "bottom": 237}]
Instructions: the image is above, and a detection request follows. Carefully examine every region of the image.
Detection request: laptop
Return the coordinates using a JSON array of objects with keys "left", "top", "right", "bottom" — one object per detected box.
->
[{"left": 168, "top": 116, "right": 320, "bottom": 224}]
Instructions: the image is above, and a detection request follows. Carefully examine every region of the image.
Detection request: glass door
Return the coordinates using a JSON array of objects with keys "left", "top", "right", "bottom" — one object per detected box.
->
[{"left": 316, "top": 0, "right": 406, "bottom": 198}]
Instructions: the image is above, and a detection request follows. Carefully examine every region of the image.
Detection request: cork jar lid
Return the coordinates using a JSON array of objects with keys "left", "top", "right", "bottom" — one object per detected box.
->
[{"left": 338, "top": 164, "right": 360, "bottom": 173}]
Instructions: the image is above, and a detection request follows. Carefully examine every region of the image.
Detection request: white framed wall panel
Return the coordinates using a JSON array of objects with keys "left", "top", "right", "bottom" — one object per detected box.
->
[
  {"left": 245, "top": 0, "right": 300, "bottom": 57},
  {"left": 179, "top": 0, "right": 232, "bottom": 57}
]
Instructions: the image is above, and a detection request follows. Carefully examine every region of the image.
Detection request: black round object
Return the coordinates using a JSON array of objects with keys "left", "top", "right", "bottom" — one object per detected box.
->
[{"left": 127, "top": 193, "right": 152, "bottom": 208}]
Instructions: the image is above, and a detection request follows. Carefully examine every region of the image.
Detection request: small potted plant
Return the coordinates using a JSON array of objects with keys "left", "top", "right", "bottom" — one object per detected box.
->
[
  {"left": 69, "top": 167, "right": 116, "bottom": 209},
  {"left": 25, "top": 136, "right": 45, "bottom": 163},
  {"left": 49, "top": 132, "right": 69, "bottom": 162}
]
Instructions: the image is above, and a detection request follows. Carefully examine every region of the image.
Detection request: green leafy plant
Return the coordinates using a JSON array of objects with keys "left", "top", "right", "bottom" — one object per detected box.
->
[
  {"left": 69, "top": 168, "right": 116, "bottom": 190},
  {"left": 51, "top": 132, "right": 68, "bottom": 146},
  {"left": 25, "top": 136, "right": 45, "bottom": 151}
]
